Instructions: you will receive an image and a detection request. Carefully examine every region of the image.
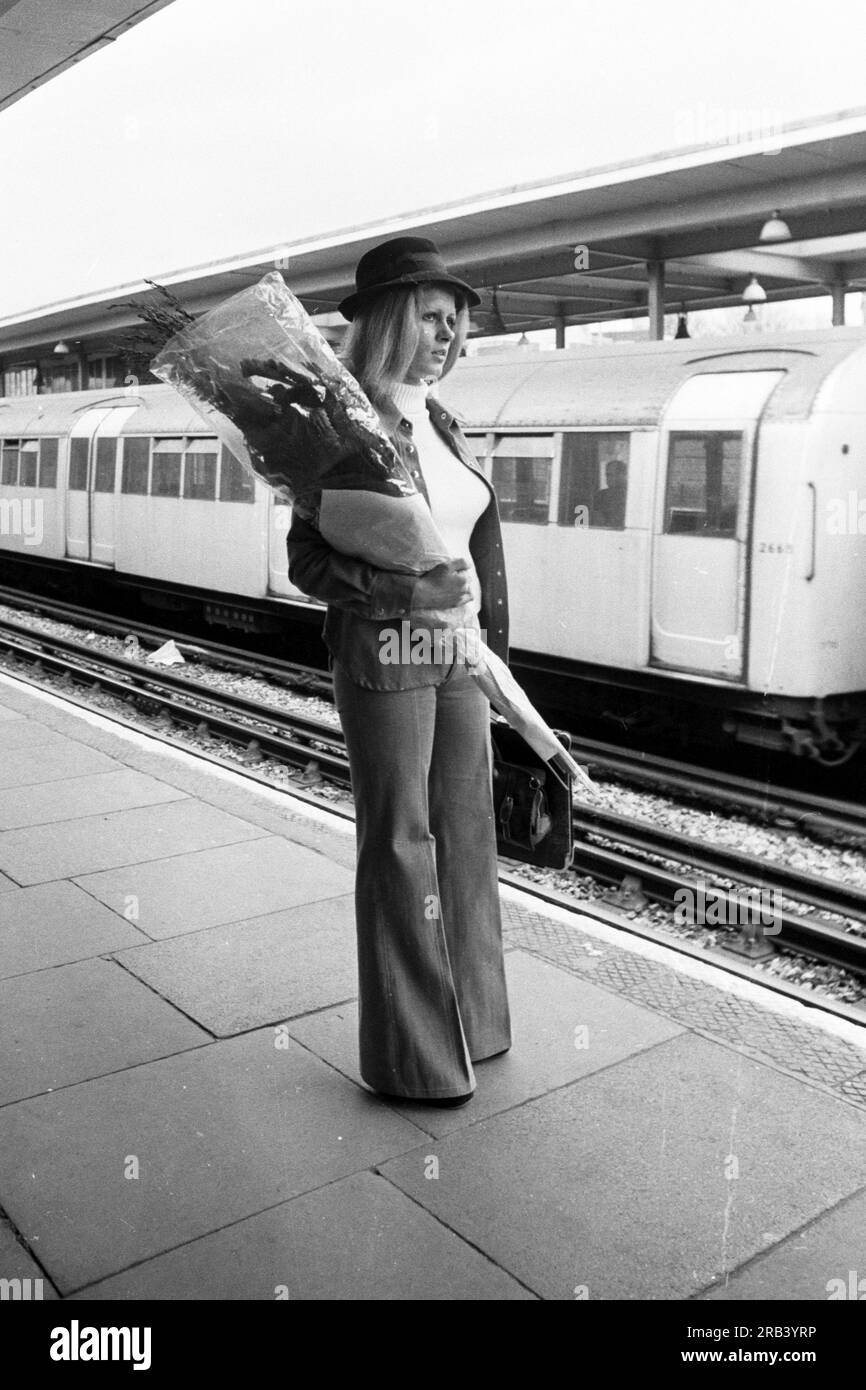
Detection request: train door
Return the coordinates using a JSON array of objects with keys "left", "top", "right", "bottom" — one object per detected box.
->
[
  {"left": 66, "top": 406, "right": 138, "bottom": 564},
  {"left": 651, "top": 371, "right": 783, "bottom": 679},
  {"left": 267, "top": 495, "right": 295, "bottom": 596}
]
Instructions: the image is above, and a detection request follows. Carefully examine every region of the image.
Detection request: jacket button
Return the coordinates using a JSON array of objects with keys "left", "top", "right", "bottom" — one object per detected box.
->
[
  {"left": 496, "top": 570, "right": 502, "bottom": 577},
  {"left": 497, "top": 599, "right": 503, "bottom": 605}
]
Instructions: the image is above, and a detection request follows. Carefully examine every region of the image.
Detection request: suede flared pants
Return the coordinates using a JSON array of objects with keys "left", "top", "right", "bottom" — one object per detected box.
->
[{"left": 333, "top": 659, "right": 512, "bottom": 1099}]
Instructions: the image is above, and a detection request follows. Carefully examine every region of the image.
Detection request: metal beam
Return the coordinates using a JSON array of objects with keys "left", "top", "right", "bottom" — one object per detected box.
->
[
  {"left": 486, "top": 282, "right": 646, "bottom": 307},
  {"left": 681, "top": 248, "right": 831, "bottom": 283},
  {"left": 651, "top": 206, "right": 866, "bottom": 262},
  {"left": 435, "top": 168, "right": 866, "bottom": 275}
]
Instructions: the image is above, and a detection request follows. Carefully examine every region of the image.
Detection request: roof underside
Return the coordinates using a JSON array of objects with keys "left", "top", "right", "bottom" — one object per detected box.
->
[
  {"left": 3, "top": 108, "right": 866, "bottom": 358},
  {"left": 0, "top": 0, "right": 175, "bottom": 114}
]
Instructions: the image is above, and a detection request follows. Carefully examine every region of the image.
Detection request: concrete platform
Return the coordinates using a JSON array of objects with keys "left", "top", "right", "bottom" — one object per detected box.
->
[{"left": 1, "top": 670, "right": 865, "bottom": 1302}]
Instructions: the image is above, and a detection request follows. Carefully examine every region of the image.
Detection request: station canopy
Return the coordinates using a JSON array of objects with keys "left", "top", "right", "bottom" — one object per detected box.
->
[
  {"left": 2, "top": 105, "right": 866, "bottom": 358},
  {"left": 0, "top": 0, "right": 175, "bottom": 114}
]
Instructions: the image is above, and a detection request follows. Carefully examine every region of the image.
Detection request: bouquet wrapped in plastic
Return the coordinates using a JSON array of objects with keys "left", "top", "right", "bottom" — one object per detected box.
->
[{"left": 151, "top": 272, "right": 593, "bottom": 789}]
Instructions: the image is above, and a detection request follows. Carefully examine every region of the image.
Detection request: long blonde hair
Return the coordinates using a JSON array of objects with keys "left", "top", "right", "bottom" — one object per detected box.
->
[{"left": 341, "top": 285, "right": 469, "bottom": 410}]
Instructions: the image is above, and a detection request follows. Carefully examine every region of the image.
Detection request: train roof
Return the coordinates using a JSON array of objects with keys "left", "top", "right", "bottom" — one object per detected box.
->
[
  {"left": 2, "top": 327, "right": 866, "bottom": 435},
  {"left": 440, "top": 326, "right": 866, "bottom": 429},
  {"left": 0, "top": 385, "right": 213, "bottom": 436}
]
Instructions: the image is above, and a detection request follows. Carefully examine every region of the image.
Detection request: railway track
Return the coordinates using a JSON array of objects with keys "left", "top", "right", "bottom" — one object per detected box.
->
[
  {"left": 2, "top": 580, "right": 865, "bottom": 840},
  {"left": 1, "top": 609, "right": 865, "bottom": 1019},
  {"left": 0, "top": 582, "right": 332, "bottom": 695}
]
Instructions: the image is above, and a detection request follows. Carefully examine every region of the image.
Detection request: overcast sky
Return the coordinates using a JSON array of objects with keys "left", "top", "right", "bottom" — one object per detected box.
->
[{"left": 1, "top": 0, "right": 865, "bottom": 318}]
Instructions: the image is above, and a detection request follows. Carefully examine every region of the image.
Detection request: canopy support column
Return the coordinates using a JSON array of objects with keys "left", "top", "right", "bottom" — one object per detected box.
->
[{"left": 647, "top": 259, "right": 665, "bottom": 340}]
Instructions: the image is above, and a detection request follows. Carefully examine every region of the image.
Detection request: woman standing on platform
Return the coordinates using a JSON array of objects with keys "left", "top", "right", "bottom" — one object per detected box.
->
[{"left": 287, "top": 237, "right": 511, "bottom": 1107}]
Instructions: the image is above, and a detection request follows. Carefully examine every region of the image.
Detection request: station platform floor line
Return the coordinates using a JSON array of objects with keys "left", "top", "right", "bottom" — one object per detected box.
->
[{"left": 1, "top": 669, "right": 865, "bottom": 1302}]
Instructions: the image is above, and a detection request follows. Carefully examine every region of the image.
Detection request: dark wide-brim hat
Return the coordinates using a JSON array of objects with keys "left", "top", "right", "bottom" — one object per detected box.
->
[{"left": 338, "top": 236, "right": 481, "bottom": 321}]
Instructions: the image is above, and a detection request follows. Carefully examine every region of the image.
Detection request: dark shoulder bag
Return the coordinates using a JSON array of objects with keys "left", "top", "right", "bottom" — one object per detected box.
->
[{"left": 490, "top": 719, "right": 574, "bottom": 870}]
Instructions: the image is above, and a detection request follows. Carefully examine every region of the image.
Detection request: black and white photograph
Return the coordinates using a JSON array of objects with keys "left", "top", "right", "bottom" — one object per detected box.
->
[{"left": 1, "top": 0, "right": 866, "bottom": 1344}]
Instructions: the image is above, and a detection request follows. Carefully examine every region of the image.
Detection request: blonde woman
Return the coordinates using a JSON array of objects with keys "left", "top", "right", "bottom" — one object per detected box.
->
[{"left": 287, "top": 238, "right": 511, "bottom": 1106}]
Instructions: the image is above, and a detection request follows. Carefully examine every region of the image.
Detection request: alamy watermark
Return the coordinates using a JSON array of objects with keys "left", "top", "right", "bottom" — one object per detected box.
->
[
  {"left": 379, "top": 621, "right": 487, "bottom": 666},
  {"left": 673, "top": 104, "right": 788, "bottom": 153},
  {"left": 673, "top": 878, "right": 781, "bottom": 934},
  {"left": 0, "top": 497, "right": 43, "bottom": 545},
  {"left": 0, "top": 1276, "right": 44, "bottom": 1300},
  {"left": 827, "top": 491, "right": 866, "bottom": 535},
  {"left": 826, "top": 1270, "right": 866, "bottom": 1299}
]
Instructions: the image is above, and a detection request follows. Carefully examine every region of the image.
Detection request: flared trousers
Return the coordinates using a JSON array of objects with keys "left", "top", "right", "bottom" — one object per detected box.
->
[{"left": 333, "top": 658, "right": 512, "bottom": 1098}]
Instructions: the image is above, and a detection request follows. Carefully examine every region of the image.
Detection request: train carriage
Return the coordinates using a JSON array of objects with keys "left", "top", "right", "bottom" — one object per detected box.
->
[
  {"left": 444, "top": 328, "right": 866, "bottom": 763},
  {"left": 1, "top": 325, "right": 866, "bottom": 761}
]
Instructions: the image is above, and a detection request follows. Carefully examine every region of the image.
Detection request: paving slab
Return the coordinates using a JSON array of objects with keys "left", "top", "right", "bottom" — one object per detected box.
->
[
  {"left": 0, "top": 1216, "right": 58, "bottom": 1300},
  {"left": 288, "top": 950, "right": 684, "bottom": 1136},
  {"left": 0, "top": 704, "right": 25, "bottom": 722},
  {"left": 0, "top": 1028, "right": 424, "bottom": 1294},
  {"left": 76, "top": 835, "right": 354, "bottom": 940},
  {"left": 0, "top": 737, "right": 121, "bottom": 791},
  {"left": 0, "top": 719, "right": 75, "bottom": 750},
  {"left": 0, "top": 871, "right": 16, "bottom": 894},
  {"left": 701, "top": 1187, "right": 866, "bottom": 1301},
  {"left": 0, "top": 881, "right": 149, "bottom": 978},
  {"left": 115, "top": 894, "right": 357, "bottom": 1035},
  {"left": 0, "top": 768, "right": 187, "bottom": 831},
  {"left": 0, "top": 680, "right": 48, "bottom": 715},
  {"left": 0, "top": 957, "right": 209, "bottom": 1105},
  {"left": 0, "top": 676, "right": 360, "bottom": 873},
  {"left": 70, "top": 1170, "right": 534, "bottom": 1301},
  {"left": 380, "top": 1032, "right": 866, "bottom": 1300},
  {"left": 0, "top": 797, "right": 268, "bottom": 884}
]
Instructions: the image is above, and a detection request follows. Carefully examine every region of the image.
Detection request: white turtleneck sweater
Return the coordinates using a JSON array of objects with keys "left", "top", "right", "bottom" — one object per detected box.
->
[{"left": 390, "top": 380, "right": 490, "bottom": 611}]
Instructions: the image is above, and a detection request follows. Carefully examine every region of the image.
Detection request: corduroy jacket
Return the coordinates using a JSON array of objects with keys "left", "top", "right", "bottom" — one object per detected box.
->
[{"left": 286, "top": 393, "right": 510, "bottom": 690}]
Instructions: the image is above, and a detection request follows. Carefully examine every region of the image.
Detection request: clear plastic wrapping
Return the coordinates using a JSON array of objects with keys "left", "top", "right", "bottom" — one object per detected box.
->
[{"left": 151, "top": 272, "right": 592, "bottom": 787}]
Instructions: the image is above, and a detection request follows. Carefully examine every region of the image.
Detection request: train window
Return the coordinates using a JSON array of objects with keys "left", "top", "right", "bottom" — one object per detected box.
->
[
  {"left": 18, "top": 440, "right": 38, "bottom": 487},
  {"left": 44, "top": 362, "right": 78, "bottom": 393},
  {"left": 491, "top": 436, "right": 552, "bottom": 524},
  {"left": 3, "top": 365, "right": 38, "bottom": 397},
  {"left": 151, "top": 438, "right": 184, "bottom": 499},
  {"left": 94, "top": 438, "right": 117, "bottom": 493},
  {"left": 665, "top": 432, "right": 742, "bottom": 537},
  {"left": 1, "top": 441, "right": 19, "bottom": 485},
  {"left": 69, "top": 437, "right": 89, "bottom": 490},
  {"left": 558, "top": 433, "right": 630, "bottom": 528},
  {"left": 121, "top": 437, "right": 150, "bottom": 495},
  {"left": 219, "top": 445, "right": 255, "bottom": 503},
  {"left": 87, "top": 356, "right": 121, "bottom": 390},
  {"left": 183, "top": 441, "right": 218, "bottom": 501},
  {"left": 39, "top": 438, "right": 59, "bottom": 488}
]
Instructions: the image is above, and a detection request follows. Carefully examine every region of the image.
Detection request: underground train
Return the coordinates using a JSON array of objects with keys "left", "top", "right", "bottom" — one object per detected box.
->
[{"left": 1, "top": 325, "right": 866, "bottom": 764}]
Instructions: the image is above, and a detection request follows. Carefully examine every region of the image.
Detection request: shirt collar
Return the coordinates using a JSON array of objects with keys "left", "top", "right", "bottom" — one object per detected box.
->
[{"left": 375, "top": 395, "right": 459, "bottom": 435}]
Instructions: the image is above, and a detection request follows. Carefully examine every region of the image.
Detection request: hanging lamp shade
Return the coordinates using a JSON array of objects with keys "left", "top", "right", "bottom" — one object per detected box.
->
[
  {"left": 759, "top": 210, "right": 791, "bottom": 243},
  {"left": 741, "top": 275, "right": 767, "bottom": 304}
]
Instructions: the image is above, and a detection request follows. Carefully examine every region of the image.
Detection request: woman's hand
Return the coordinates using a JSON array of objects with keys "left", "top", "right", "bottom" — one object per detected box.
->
[{"left": 411, "top": 559, "right": 474, "bottom": 612}]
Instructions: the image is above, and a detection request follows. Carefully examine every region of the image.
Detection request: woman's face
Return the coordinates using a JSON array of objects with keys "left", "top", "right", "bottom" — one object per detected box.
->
[{"left": 404, "top": 285, "right": 458, "bottom": 384}]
